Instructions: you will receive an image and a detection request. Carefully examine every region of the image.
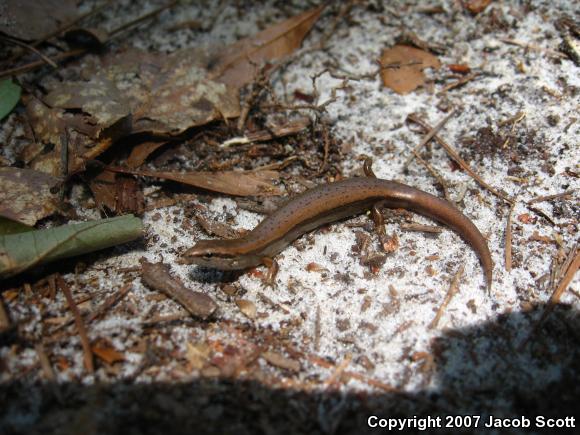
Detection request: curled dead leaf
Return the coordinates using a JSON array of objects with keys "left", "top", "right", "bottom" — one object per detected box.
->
[
  {"left": 108, "top": 166, "right": 283, "bottom": 197},
  {"left": 209, "top": 5, "right": 325, "bottom": 89},
  {"left": 0, "top": 167, "right": 60, "bottom": 226}
]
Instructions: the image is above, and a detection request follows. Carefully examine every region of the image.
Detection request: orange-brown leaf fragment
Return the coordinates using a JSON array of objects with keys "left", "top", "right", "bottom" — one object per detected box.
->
[
  {"left": 92, "top": 342, "right": 125, "bottom": 364},
  {"left": 380, "top": 45, "right": 441, "bottom": 95},
  {"left": 0, "top": 167, "right": 59, "bottom": 226},
  {"left": 462, "top": 0, "right": 493, "bottom": 14},
  {"left": 210, "top": 5, "right": 325, "bottom": 89}
]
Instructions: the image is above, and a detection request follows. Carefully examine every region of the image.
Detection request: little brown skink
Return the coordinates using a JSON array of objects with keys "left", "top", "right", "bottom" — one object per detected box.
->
[{"left": 182, "top": 176, "right": 493, "bottom": 289}]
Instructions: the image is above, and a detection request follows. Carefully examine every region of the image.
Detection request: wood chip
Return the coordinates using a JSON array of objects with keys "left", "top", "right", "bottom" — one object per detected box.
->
[
  {"left": 140, "top": 259, "right": 217, "bottom": 319},
  {"left": 236, "top": 299, "right": 257, "bottom": 320},
  {"left": 261, "top": 351, "right": 300, "bottom": 372}
]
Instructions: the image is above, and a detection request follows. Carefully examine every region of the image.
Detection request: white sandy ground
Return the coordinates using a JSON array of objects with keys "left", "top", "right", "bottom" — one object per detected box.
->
[{"left": 1, "top": 0, "right": 579, "bottom": 430}]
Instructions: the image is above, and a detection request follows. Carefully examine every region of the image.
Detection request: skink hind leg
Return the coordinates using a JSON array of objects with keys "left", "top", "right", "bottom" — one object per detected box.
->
[
  {"left": 364, "top": 158, "right": 395, "bottom": 250},
  {"left": 260, "top": 257, "right": 279, "bottom": 288}
]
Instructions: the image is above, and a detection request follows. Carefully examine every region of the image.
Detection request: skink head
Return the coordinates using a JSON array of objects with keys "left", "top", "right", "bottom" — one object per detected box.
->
[{"left": 180, "top": 239, "right": 254, "bottom": 270}]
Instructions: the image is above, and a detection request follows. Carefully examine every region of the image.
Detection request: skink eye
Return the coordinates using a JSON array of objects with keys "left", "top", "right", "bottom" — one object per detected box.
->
[{"left": 203, "top": 253, "right": 214, "bottom": 259}]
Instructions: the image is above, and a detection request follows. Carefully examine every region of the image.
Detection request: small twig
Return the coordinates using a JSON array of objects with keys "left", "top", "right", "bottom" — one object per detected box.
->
[
  {"left": 86, "top": 282, "right": 132, "bottom": 324},
  {"left": 505, "top": 199, "right": 517, "bottom": 272},
  {"left": 324, "top": 353, "right": 352, "bottom": 387},
  {"left": 526, "top": 204, "right": 555, "bottom": 226},
  {"left": 257, "top": 292, "right": 291, "bottom": 314},
  {"left": 314, "top": 304, "right": 321, "bottom": 352},
  {"left": 399, "top": 223, "right": 443, "bottom": 233},
  {"left": 56, "top": 274, "right": 94, "bottom": 373},
  {"left": 0, "top": 48, "right": 86, "bottom": 80},
  {"left": 403, "top": 109, "right": 456, "bottom": 169},
  {"left": 307, "top": 354, "right": 398, "bottom": 393},
  {"left": 0, "top": 36, "right": 57, "bottom": 68},
  {"left": 499, "top": 111, "right": 526, "bottom": 149},
  {"left": 403, "top": 143, "right": 451, "bottom": 201},
  {"left": 500, "top": 38, "right": 568, "bottom": 59},
  {"left": 108, "top": 0, "right": 178, "bottom": 37},
  {"left": 527, "top": 189, "right": 576, "bottom": 205},
  {"left": 35, "top": 343, "right": 56, "bottom": 381},
  {"left": 519, "top": 245, "right": 579, "bottom": 350},
  {"left": 50, "top": 282, "right": 132, "bottom": 334},
  {"left": 429, "top": 265, "right": 464, "bottom": 329},
  {"left": 407, "top": 114, "right": 514, "bottom": 205},
  {"left": 438, "top": 72, "right": 480, "bottom": 94}
]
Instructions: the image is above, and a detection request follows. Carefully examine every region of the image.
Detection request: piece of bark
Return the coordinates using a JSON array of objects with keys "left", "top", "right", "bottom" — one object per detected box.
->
[{"left": 140, "top": 259, "right": 217, "bottom": 319}]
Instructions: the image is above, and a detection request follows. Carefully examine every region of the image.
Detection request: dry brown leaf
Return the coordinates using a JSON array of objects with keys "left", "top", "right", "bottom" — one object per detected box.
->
[
  {"left": 110, "top": 167, "right": 282, "bottom": 197},
  {"left": 209, "top": 5, "right": 325, "bottom": 89},
  {"left": 133, "top": 49, "right": 240, "bottom": 134},
  {"left": 380, "top": 45, "right": 441, "bottom": 95},
  {"left": 25, "top": 48, "right": 240, "bottom": 174},
  {"left": 92, "top": 342, "right": 125, "bottom": 364},
  {"left": 462, "top": 0, "right": 493, "bottom": 14},
  {"left": 126, "top": 141, "right": 169, "bottom": 168},
  {"left": 0, "top": 0, "right": 78, "bottom": 41},
  {"left": 0, "top": 167, "right": 60, "bottom": 226}
]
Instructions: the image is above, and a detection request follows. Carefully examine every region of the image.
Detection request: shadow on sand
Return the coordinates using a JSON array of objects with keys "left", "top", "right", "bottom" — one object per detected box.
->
[{"left": 1, "top": 303, "right": 578, "bottom": 435}]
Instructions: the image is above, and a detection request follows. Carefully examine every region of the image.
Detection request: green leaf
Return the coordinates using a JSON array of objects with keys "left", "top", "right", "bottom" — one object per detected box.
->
[
  {"left": 0, "top": 215, "right": 143, "bottom": 279},
  {"left": 0, "top": 79, "right": 22, "bottom": 120},
  {"left": 0, "top": 217, "right": 34, "bottom": 236}
]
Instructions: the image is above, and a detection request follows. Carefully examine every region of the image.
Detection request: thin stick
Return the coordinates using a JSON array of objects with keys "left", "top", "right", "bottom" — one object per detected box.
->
[
  {"left": 324, "top": 353, "right": 352, "bottom": 387},
  {"left": 438, "top": 72, "right": 479, "bottom": 94},
  {"left": 1, "top": 36, "right": 57, "bottom": 68},
  {"left": 0, "top": 48, "right": 86, "bottom": 79},
  {"left": 400, "top": 223, "right": 443, "bottom": 233},
  {"left": 86, "top": 283, "right": 132, "bottom": 324},
  {"left": 407, "top": 114, "right": 514, "bottom": 205},
  {"left": 307, "top": 354, "right": 398, "bottom": 392},
  {"left": 109, "top": 0, "right": 178, "bottom": 37},
  {"left": 500, "top": 38, "right": 567, "bottom": 59},
  {"left": 35, "top": 343, "right": 56, "bottom": 381},
  {"left": 519, "top": 245, "right": 579, "bottom": 350},
  {"left": 403, "top": 143, "right": 451, "bottom": 201},
  {"left": 403, "top": 109, "right": 456, "bottom": 169},
  {"left": 505, "top": 199, "right": 517, "bottom": 272},
  {"left": 314, "top": 304, "right": 321, "bottom": 352},
  {"left": 527, "top": 189, "right": 576, "bottom": 204},
  {"left": 56, "top": 274, "right": 94, "bottom": 373},
  {"left": 429, "top": 265, "right": 464, "bottom": 329}
]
